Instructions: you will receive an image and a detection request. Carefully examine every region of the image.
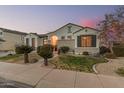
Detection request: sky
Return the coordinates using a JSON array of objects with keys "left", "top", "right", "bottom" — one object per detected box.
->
[{"left": 0, "top": 5, "right": 121, "bottom": 34}]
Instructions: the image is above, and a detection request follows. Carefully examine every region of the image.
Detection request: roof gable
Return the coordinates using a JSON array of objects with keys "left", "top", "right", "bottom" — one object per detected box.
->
[
  {"left": 73, "top": 27, "right": 100, "bottom": 34},
  {"left": 46, "top": 23, "right": 84, "bottom": 35},
  {"left": 0, "top": 28, "right": 27, "bottom": 35}
]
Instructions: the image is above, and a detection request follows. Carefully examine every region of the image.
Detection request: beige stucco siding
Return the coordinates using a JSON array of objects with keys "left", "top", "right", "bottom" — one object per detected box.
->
[
  {"left": 74, "top": 28, "right": 100, "bottom": 54},
  {"left": 57, "top": 40, "right": 75, "bottom": 50},
  {"left": 37, "top": 38, "right": 44, "bottom": 46},
  {"left": 0, "top": 32, "right": 25, "bottom": 51},
  {"left": 47, "top": 23, "right": 82, "bottom": 40},
  {"left": 75, "top": 47, "right": 99, "bottom": 54}
]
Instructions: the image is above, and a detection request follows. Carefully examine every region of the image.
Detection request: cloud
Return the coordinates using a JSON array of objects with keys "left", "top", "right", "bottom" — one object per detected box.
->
[
  {"left": 80, "top": 19, "right": 96, "bottom": 27},
  {"left": 80, "top": 18, "right": 100, "bottom": 27}
]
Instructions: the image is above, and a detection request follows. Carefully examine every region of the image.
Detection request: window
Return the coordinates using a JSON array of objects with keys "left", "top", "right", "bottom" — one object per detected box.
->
[
  {"left": 26, "top": 38, "right": 29, "bottom": 46},
  {"left": 61, "top": 36, "right": 65, "bottom": 40},
  {"left": 0, "top": 32, "right": 2, "bottom": 35},
  {"left": 21, "top": 35, "right": 24, "bottom": 41},
  {"left": 43, "top": 39, "right": 48, "bottom": 45},
  {"left": 77, "top": 35, "right": 96, "bottom": 47},
  {"left": 81, "top": 36, "right": 92, "bottom": 47},
  {"left": 67, "top": 36, "right": 72, "bottom": 40},
  {"left": 68, "top": 26, "right": 72, "bottom": 33}
]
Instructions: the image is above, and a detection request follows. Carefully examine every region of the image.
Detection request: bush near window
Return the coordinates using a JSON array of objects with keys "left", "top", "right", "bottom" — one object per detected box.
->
[
  {"left": 59, "top": 46, "right": 70, "bottom": 54},
  {"left": 104, "top": 53, "right": 116, "bottom": 59},
  {"left": 113, "top": 45, "right": 124, "bottom": 57},
  {"left": 100, "top": 46, "right": 110, "bottom": 55},
  {"left": 83, "top": 51, "right": 89, "bottom": 55}
]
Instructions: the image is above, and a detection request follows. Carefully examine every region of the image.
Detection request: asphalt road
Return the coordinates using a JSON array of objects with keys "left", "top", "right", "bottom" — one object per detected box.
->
[{"left": 0, "top": 77, "right": 33, "bottom": 88}]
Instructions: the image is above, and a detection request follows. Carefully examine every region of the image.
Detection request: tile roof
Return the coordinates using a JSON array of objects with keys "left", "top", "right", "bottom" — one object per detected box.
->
[{"left": 0, "top": 28, "right": 27, "bottom": 35}]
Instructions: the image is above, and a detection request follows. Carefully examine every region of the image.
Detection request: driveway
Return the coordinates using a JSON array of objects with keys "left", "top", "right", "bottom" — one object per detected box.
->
[{"left": 0, "top": 60, "right": 124, "bottom": 88}]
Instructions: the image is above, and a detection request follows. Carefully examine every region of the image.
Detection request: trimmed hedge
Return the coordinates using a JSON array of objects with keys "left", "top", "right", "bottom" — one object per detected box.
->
[
  {"left": 100, "top": 46, "right": 110, "bottom": 55},
  {"left": 104, "top": 53, "right": 116, "bottom": 59},
  {"left": 83, "top": 51, "right": 89, "bottom": 55},
  {"left": 59, "top": 46, "right": 70, "bottom": 54},
  {"left": 113, "top": 45, "right": 124, "bottom": 57}
]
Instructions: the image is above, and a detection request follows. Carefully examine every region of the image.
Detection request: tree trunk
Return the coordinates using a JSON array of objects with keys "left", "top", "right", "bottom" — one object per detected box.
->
[
  {"left": 24, "top": 53, "right": 29, "bottom": 63},
  {"left": 44, "top": 58, "right": 48, "bottom": 66},
  {"left": 109, "top": 41, "right": 114, "bottom": 54},
  {"left": 110, "top": 46, "right": 114, "bottom": 54}
]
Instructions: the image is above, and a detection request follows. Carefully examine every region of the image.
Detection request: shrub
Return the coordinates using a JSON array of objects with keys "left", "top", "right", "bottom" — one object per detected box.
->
[
  {"left": 100, "top": 46, "right": 110, "bottom": 55},
  {"left": 15, "top": 45, "right": 33, "bottom": 63},
  {"left": 60, "top": 46, "right": 70, "bottom": 54},
  {"left": 104, "top": 53, "right": 116, "bottom": 59},
  {"left": 113, "top": 45, "right": 124, "bottom": 57},
  {"left": 116, "top": 67, "right": 124, "bottom": 76},
  {"left": 83, "top": 51, "right": 89, "bottom": 55},
  {"left": 37, "top": 44, "right": 53, "bottom": 66}
]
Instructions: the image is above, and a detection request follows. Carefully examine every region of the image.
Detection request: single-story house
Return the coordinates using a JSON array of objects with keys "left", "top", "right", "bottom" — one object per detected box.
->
[
  {"left": 45, "top": 23, "right": 101, "bottom": 54},
  {"left": 0, "top": 23, "right": 101, "bottom": 54}
]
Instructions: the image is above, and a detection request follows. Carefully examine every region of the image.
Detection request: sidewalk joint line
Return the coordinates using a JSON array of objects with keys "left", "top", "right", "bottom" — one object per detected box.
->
[
  {"left": 33, "top": 68, "right": 54, "bottom": 87},
  {"left": 74, "top": 71, "right": 77, "bottom": 88},
  {"left": 95, "top": 73, "right": 104, "bottom": 88}
]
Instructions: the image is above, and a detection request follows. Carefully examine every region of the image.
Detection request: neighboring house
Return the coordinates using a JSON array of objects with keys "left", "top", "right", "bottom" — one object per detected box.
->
[
  {"left": 0, "top": 28, "right": 27, "bottom": 51},
  {"left": 24, "top": 33, "right": 46, "bottom": 49},
  {"left": 0, "top": 23, "right": 101, "bottom": 54},
  {"left": 0, "top": 28, "right": 46, "bottom": 52},
  {"left": 46, "top": 23, "right": 101, "bottom": 54}
]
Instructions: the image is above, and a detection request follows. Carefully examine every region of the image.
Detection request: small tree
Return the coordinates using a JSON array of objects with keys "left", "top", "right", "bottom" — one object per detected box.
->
[
  {"left": 15, "top": 45, "right": 33, "bottom": 63},
  {"left": 60, "top": 46, "right": 70, "bottom": 54},
  {"left": 98, "top": 6, "right": 124, "bottom": 54},
  {"left": 37, "top": 44, "right": 53, "bottom": 66}
]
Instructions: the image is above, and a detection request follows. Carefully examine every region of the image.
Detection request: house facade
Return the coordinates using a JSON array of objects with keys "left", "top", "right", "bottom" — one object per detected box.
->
[
  {"left": 0, "top": 23, "right": 101, "bottom": 54},
  {"left": 24, "top": 33, "right": 46, "bottom": 49},
  {"left": 0, "top": 28, "right": 27, "bottom": 51},
  {"left": 46, "top": 23, "right": 100, "bottom": 54}
]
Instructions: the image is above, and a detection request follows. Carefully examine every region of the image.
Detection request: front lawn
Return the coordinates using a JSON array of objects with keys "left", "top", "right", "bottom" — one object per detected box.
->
[
  {"left": 0, "top": 52, "right": 41, "bottom": 64},
  {"left": 50, "top": 55, "right": 107, "bottom": 73},
  {"left": 0, "top": 54, "right": 21, "bottom": 61}
]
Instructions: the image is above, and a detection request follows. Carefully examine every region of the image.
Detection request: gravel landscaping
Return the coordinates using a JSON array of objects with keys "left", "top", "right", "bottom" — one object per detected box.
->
[{"left": 49, "top": 55, "right": 107, "bottom": 73}]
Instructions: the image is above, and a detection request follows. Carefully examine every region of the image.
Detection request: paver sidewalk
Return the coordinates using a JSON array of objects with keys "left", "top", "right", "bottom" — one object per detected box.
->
[{"left": 0, "top": 61, "right": 124, "bottom": 88}]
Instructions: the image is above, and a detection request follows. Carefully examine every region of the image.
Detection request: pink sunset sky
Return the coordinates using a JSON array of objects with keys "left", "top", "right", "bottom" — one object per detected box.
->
[{"left": 0, "top": 5, "right": 120, "bottom": 34}]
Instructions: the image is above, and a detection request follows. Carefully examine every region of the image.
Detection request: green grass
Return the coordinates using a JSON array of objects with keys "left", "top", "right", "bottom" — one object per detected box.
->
[
  {"left": 0, "top": 54, "right": 21, "bottom": 61},
  {"left": 50, "top": 55, "right": 107, "bottom": 73},
  {"left": 116, "top": 67, "right": 124, "bottom": 76}
]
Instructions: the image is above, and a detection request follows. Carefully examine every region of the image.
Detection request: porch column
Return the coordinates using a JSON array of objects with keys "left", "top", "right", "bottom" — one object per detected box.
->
[{"left": 29, "top": 38, "right": 32, "bottom": 47}]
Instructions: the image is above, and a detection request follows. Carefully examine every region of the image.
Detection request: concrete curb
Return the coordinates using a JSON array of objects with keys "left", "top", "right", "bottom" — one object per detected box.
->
[
  {"left": 92, "top": 64, "right": 98, "bottom": 74},
  {"left": 92, "top": 58, "right": 110, "bottom": 74}
]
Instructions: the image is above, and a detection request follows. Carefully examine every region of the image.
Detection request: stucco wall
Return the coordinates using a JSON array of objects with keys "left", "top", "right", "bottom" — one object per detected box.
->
[
  {"left": 0, "top": 32, "right": 25, "bottom": 51},
  {"left": 75, "top": 47, "right": 99, "bottom": 54},
  {"left": 57, "top": 40, "right": 75, "bottom": 50},
  {"left": 74, "top": 28, "right": 100, "bottom": 48},
  {"left": 37, "top": 38, "right": 44, "bottom": 46},
  {"left": 47, "top": 23, "right": 82, "bottom": 40},
  {"left": 74, "top": 28, "right": 100, "bottom": 54}
]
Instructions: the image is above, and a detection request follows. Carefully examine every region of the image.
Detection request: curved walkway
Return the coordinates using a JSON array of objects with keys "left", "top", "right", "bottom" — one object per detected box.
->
[{"left": 96, "top": 57, "right": 124, "bottom": 77}]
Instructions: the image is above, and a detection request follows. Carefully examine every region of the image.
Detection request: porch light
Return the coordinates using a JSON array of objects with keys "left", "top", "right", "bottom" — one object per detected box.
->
[{"left": 51, "top": 35, "right": 58, "bottom": 46}]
